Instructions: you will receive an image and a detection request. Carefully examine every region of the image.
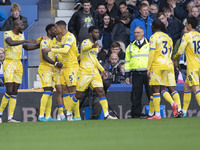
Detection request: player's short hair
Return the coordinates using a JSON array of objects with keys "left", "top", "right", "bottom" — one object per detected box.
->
[
  {"left": 55, "top": 20, "right": 66, "bottom": 26},
  {"left": 45, "top": 24, "right": 55, "bottom": 33},
  {"left": 187, "top": 16, "right": 198, "bottom": 29},
  {"left": 88, "top": 26, "right": 99, "bottom": 33},
  {"left": 152, "top": 19, "right": 165, "bottom": 32},
  {"left": 157, "top": 12, "right": 165, "bottom": 18},
  {"left": 81, "top": 0, "right": 91, "bottom": 4},
  {"left": 11, "top": 3, "right": 21, "bottom": 13},
  {"left": 111, "top": 41, "right": 121, "bottom": 48},
  {"left": 119, "top": 1, "right": 127, "bottom": 7},
  {"left": 139, "top": 3, "right": 148, "bottom": 10}
]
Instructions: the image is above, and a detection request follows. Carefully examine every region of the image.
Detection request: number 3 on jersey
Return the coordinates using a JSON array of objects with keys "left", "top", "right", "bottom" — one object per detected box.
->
[
  {"left": 193, "top": 41, "right": 200, "bottom": 54},
  {"left": 162, "top": 41, "right": 171, "bottom": 55}
]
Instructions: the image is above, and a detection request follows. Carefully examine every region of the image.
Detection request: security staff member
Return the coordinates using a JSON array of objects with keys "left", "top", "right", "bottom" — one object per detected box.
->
[{"left": 125, "top": 26, "right": 150, "bottom": 118}]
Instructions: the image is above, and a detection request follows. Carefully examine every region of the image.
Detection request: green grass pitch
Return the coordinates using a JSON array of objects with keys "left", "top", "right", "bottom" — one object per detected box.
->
[{"left": 0, "top": 118, "right": 199, "bottom": 150}]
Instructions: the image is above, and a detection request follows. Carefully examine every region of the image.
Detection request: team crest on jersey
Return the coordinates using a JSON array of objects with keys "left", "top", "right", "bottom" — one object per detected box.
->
[
  {"left": 90, "top": 50, "right": 98, "bottom": 55},
  {"left": 82, "top": 41, "right": 87, "bottom": 47},
  {"left": 44, "top": 41, "right": 47, "bottom": 44},
  {"left": 67, "top": 38, "right": 72, "bottom": 42}
]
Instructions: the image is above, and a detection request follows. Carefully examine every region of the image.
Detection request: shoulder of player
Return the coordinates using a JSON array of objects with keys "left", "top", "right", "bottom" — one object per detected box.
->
[
  {"left": 41, "top": 38, "right": 50, "bottom": 45},
  {"left": 81, "top": 39, "right": 90, "bottom": 46}
]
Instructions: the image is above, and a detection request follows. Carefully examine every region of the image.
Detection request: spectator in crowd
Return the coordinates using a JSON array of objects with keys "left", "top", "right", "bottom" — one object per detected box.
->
[
  {"left": 191, "top": 7, "right": 200, "bottom": 32},
  {"left": 104, "top": 52, "right": 124, "bottom": 84},
  {"left": 111, "top": 12, "right": 131, "bottom": 47},
  {"left": 186, "top": 1, "right": 195, "bottom": 17},
  {"left": 97, "top": 40, "right": 107, "bottom": 66},
  {"left": 130, "top": 3, "right": 153, "bottom": 42},
  {"left": 194, "top": 0, "right": 200, "bottom": 9},
  {"left": 126, "top": 0, "right": 140, "bottom": 19},
  {"left": 106, "top": 0, "right": 119, "bottom": 20},
  {"left": 0, "top": 0, "right": 11, "bottom": 5},
  {"left": 191, "top": 7, "right": 200, "bottom": 24},
  {"left": 107, "top": 41, "right": 125, "bottom": 60},
  {"left": 68, "top": 0, "right": 103, "bottom": 48},
  {"left": 101, "top": 13, "right": 113, "bottom": 51},
  {"left": 118, "top": 1, "right": 129, "bottom": 17},
  {"left": 158, "top": 12, "right": 184, "bottom": 45},
  {"left": 148, "top": 0, "right": 168, "bottom": 10},
  {"left": 167, "top": 0, "right": 189, "bottom": 22},
  {"left": 92, "top": 0, "right": 106, "bottom": 10},
  {"left": 149, "top": 4, "right": 158, "bottom": 20},
  {"left": 141, "top": 0, "right": 149, "bottom": 7},
  {"left": 2, "top": 3, "right": 28, "bottom": 31},
  {"left": 115, "top": 62, "right": 126, "bottom": 83},
  {"left": 162, "top": 5, "right": 174, "bottom": 19},
  {"left": 182, "top": 2, "right": 196, "bottom": 25},
  {"left": 97, "top": 3, "right": 107, "bottom": 16},
  {"left": 125, "top": 27, "right": 150, "bottom": 118},
  {"left": 0, "top": 10, "right": 6, "bottom": 30},
  {"left": 0, "top": 47, "right": 4, "bottom": 86}
]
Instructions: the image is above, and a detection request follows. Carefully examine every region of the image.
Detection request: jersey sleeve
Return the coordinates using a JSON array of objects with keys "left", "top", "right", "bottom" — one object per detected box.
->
[
  {"left": 4, "top": 31, "right": 11, "bottom": 39},
  {"left": 51, "top": 35, "right": 75, "bottom": 54},
  {"left": 174, "top": 34, "right": 188, "bottom": 60},
  {"left": 40, "top": 40, "right": 49, "bottom": 49},
  {"left": 149, "top": 35, "right": 156, "bottom": 50},
  {"left": 63, "top": 34, "right": 75, "bottom": 47},
  {"left": 81, "top": 40, "right": 93, "bottom": 52}
]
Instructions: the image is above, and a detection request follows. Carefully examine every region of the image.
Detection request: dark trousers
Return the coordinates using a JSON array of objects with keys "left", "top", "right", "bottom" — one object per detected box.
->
[{"left": 131, "top": 71, "right": 151, "bottom": 117}]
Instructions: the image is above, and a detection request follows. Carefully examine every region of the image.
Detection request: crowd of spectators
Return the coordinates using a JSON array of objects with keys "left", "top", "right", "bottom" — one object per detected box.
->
[{"left": 69, "top": 0, "right": 200, "bottom": 86}]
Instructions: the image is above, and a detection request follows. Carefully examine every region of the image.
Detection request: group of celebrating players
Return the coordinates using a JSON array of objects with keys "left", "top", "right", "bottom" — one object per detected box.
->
[
  {"left": 0, "top": 15, "right": 200, "bottom": 123},
  {"left": 0, "top": 19, "right": 117, "bottom": 123}
]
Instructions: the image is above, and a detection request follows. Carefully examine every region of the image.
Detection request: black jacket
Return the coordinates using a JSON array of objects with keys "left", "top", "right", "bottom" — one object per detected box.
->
[
  {"left": 106, "top": 3, "right": 119, "bottom": 20},
  {"left": 0, "top": 0, "right": 11, "bottom": 5},
  {"left": 111, "top": 21, "right": 130, "bottom": 47},
  {"left": 68, "top": 8, "right": 103, "bottom": 39},
  {"left": 2, "top": 15, "right": 28, "bottom": 31},
  {"left": 166, "top": 17, "right": 184, "bottom": 45}
]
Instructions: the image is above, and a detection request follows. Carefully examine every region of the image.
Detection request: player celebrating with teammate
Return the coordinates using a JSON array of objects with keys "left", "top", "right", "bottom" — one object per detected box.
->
[
  {"left": 147, "top": 19, "right": 179, "bottom": 119},
  {"left": 67, "top": 26, "right": 117, "bottom": 120},
  {"left": 43, "top": 21, "right": 80, "bottom": 121},
  {"left": 38, "top": 24, "right": 63, "bottom": 122},
  {"left": 174, "top": 16, "right": 200, "bottom": 117},
  {"left": 0, "top": 20, "right": 39, "bottom": 123}
]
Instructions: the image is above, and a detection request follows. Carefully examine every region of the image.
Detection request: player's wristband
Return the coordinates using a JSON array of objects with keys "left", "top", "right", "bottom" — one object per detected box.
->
[{"left": 54, "top": 62, "right": 58, "bottom": 66}]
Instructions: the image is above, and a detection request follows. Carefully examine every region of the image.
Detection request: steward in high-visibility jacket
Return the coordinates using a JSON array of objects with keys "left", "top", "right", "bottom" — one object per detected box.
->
[
  {"left": 125, "top": 38, "right": 149, "bottom": 74},
  {"left": 124, "top": 37, "right": 151, "bottom": 118}
]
